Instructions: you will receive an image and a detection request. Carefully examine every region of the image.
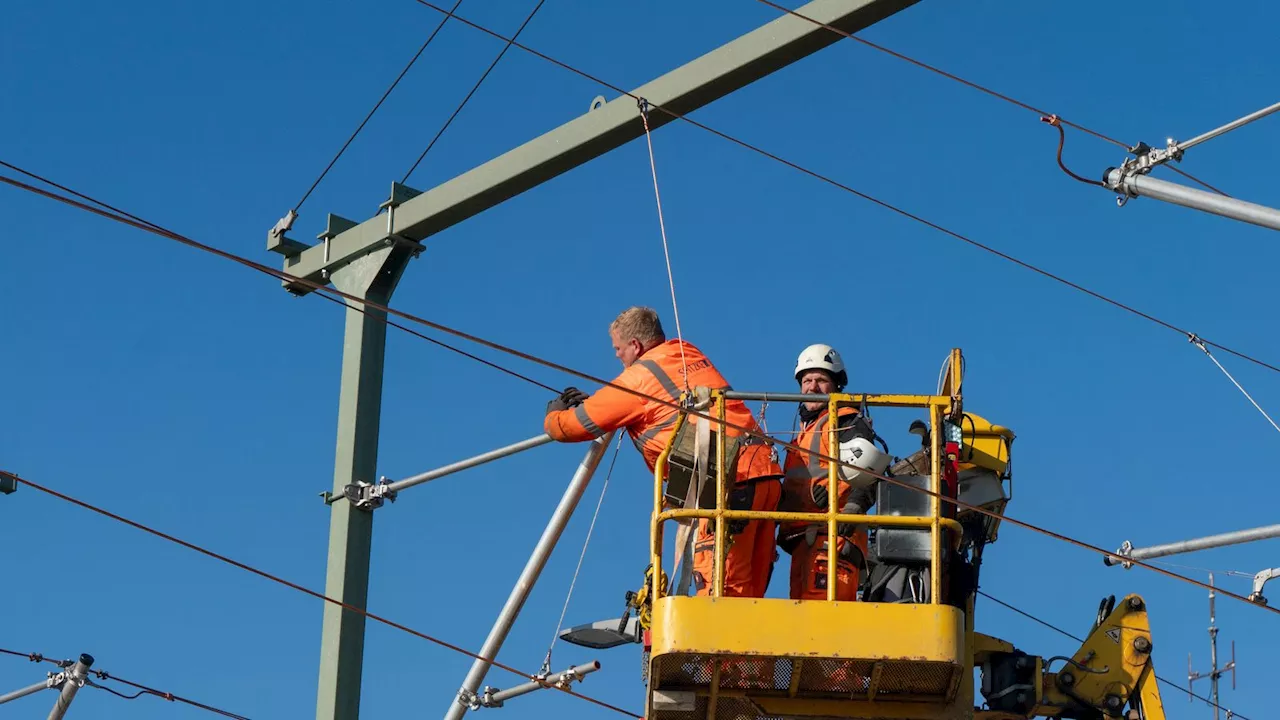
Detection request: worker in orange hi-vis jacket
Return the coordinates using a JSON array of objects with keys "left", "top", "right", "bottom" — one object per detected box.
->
[
  {"left": 778, "top": 344, "right": 890, "bottom": 601},
  {"left": 544, "top": 306, "right": 783, "bottom": 598}
]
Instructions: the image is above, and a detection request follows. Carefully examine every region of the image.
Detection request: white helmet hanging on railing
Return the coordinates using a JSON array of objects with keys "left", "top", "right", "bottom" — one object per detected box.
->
[
  {"left": 794, "top": 343, "right": 847, "bottom": 389},
  {"left": 838, "top": 435, "right": 890, "bottom": 489}
]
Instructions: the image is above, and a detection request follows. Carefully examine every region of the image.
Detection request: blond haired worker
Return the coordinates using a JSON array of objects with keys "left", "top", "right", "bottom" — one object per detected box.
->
[{"left": 544, "top": 307, "right": 782, "bottom": 597}]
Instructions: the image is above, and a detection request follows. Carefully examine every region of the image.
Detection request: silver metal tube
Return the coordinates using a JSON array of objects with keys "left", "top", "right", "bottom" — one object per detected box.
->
[
  {"left": 485, "top": 662, "right": 602, "bottom": 706},
  {"left": 1106, "top": 169, "right": 1280, "bottom": 232},
  {"left": 1181, "top": 99, "right": 1280, "bottom": 151},
  {"left": 386, "top": 434, "right": 553, "bottom": 494},
  {"left": 47, "top": 655, "right": 92, "bottom": 720},
  {"left": 0, "top": 679, "right": 55, "bottom": 706},
  {"left": 1106, "top": 523, "right": 1280, "bottom": 566},
  {"left": 444, "top": 432, "right": 616, "bottom": 720}
]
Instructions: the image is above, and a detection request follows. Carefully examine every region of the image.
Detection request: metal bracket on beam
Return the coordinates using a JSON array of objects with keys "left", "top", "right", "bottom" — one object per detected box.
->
[
  {"left": 376, "top": 182, "right": 427, "bottom": 260},
  {"left": 268, "top": 209, "right": 309, "bottom": 258},
  {"left": 274, "top": 183, "right": 427, "bottom": 295}
]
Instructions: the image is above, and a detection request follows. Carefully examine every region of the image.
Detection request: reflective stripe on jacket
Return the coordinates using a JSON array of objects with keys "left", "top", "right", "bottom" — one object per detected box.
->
[
  {"left": 544, "top": 339, "right": 762, "bottom": 473},
  {"left": 778, "top": 406, "right": 873, "bottom": 545}
]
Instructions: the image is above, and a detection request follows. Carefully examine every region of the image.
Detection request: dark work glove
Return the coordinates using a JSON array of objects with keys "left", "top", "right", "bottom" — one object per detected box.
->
[
  {"left": 546, "top": 387, "right": 589, "bottom": 414},
  {"left": 811, "top": 481, "right": 830, "bottom": 510}
]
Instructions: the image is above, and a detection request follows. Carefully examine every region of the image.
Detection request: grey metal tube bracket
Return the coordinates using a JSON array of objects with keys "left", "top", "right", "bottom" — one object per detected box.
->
[
  {"left": 1106, "top": 523, "right": 1280, "bottom": 568},
  {"left": 1250, "top": 568, "right": 1279, "bottom": 605},
  {"left": 0, "top": 674, "right": 62, "bottom": 706},
  {"left": 324, "top": 433, "right": 556, "bottom": 510},
  {"left": 478, "top": 662, "right": 602, "bottom": 709}
]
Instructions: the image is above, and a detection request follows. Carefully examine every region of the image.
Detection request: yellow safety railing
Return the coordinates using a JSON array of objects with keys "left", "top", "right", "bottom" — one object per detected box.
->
[{"left": 649, "top": 389, "right": 964, "bottom": 604}]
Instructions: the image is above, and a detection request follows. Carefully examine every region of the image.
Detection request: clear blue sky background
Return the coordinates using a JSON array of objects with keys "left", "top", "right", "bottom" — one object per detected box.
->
[{"left": 3, "top": 1, "right": 1278, "bottom": 718}]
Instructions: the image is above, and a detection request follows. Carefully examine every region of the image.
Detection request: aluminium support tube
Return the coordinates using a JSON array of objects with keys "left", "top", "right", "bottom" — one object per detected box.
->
[
  {"left": 1106, "top": 523, "right": 1280, "bottom": 567},
  {"left": 46, "top": 654, "right": 92, "bottom": 720},
  {"left": 444, "top": 431, "right": 616, "bottom": 720},
  {"left": 1104, "top": 169, "right": 1280, "bottom": 232},
  {"left": 482, "top": 662, "right": 602, "bottom": 707},
  {"left": 385, "top": 434, "right": 554, "bottom": 494},
  {"left": 1179, "top": 99, "right": 1280, "bottom": 152},
  {"left": 0, "top": 679, "right": 55, "bottom": 706}
]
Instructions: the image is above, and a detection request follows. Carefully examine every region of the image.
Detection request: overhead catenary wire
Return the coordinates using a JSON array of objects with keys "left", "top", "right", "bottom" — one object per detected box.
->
[
  {"left": 751, "top": 0, "right": 1229, "bottom": 197},
  {"left": 0, "top": 647, "right": 250, "bottom": 719},
  {"left": 402, "top": 0, "right": 546, "bottom": 183},
  {"left": 1189, "top": 333, "right": 1280, "bottom": 436},
  {"left": 0, "top": 161, "right": 560, "bottom": 394},
  {"left": 403, "top": 1, "right": 1280, "bottom": 377},
  {"left": 292, "top": 0, "right": 465, "bottom": 214},
  {"left": 0, "top": 647, "right": 56, "bottom": 664},
  {"left": 2, "top": 170, "right": 1278, "bottom": 617},
  {"left": 977, "top": 591, "right": 1254, "bottom": 720},
  {"left": 0, "top": 474, "right": 642, "bottom": 719},
  {"left": 543, "top": 434, "right": 625, "bottom": 674},
  {"left": 88, "top": 671, "right": 252, "bottom": 719}
]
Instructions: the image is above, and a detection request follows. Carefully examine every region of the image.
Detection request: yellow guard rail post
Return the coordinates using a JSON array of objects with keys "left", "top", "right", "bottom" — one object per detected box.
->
[{"left": 650, "top": 390, "right": 963, "bottom": 601}]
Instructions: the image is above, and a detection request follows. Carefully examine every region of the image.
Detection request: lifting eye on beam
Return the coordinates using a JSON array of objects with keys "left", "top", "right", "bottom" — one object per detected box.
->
[{"left": 470, "top": 662, "right": 601, "bottom": 710}]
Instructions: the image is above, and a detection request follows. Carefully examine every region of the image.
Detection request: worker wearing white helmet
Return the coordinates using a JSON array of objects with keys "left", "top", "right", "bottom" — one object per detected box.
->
[{"left": 777, "top": 344, "right": 889, "bottom": 600}]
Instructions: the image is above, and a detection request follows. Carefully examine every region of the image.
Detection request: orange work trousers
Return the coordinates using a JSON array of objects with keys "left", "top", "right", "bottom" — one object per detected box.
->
[
  {"left": 689, "top": 443, "right": 782, "bottom": 598},
  {"left": 788, "top": 533, "right": 866, "bottom": 601}
]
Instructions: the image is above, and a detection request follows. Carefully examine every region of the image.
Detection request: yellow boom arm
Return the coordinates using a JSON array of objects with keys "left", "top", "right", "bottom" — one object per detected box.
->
[{"left": 975, "top": 594, "right": 1165, "bottom": 720}]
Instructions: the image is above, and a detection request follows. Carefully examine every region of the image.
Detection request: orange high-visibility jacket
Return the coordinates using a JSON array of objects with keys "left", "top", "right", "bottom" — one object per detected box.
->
[
  {"left": 544, "top": 339, "right": 761, "bottom": 473},
  {"left": 779, "top": 406, "right": 874, "bottom": 547}
]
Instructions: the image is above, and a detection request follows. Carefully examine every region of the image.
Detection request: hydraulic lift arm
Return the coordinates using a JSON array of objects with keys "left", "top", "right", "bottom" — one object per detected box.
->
[{"left": 975, "top": 594, "right": 1165, "bottom": 720}]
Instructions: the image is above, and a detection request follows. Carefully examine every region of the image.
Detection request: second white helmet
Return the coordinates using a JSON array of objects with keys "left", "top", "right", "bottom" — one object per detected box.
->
[
  {"left": 838, "top": 436, "right": 890, "bottom": 489},
  {"left": 794, "top": 343, "right": 847, "bottom": 389}
]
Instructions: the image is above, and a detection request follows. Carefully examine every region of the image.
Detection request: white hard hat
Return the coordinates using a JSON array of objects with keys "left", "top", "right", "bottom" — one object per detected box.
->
[
  {"left": 794, "top": 343, "right": 847, "bottom": 389},
  {"left": 838, "top": 436, "right": 890, "bottom": 489}
]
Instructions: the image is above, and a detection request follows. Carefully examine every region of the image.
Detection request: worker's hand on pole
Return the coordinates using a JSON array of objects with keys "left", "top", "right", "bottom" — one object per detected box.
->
[
  {"left": 836, "top": 501, "right": 863, "bottom": 538},
  {"left": 546, "top": 387, "right": 589, "bottom": 414}
]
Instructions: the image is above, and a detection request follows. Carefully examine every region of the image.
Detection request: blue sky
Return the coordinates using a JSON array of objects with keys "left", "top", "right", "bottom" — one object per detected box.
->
[{"left": 3, "top": 0, "right": 1278, "bottom": 718}]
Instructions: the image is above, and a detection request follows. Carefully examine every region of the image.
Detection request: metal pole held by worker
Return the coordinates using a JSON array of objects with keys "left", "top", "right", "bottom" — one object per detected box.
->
[
  {"left": 444, "top": 431, "right": 616, "bottom": 720},
  {"left": 46, "top": 654, "right": 92, "bottom": 720},
  {"left": 385, "top": 433, "right": 554, "bottom": 494}
]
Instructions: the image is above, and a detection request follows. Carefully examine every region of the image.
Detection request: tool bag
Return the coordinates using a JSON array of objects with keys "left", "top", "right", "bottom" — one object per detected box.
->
[{"left": 662, "top": 404, "right": 742, "bottom": 510}]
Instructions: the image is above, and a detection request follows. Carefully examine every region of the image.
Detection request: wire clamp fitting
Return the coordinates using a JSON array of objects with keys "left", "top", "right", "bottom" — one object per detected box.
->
[
  {"left": 342, "top": 479, "right": 397, "bottom": 510},
  {"left": 1105, "top": 137, "right": 1185, "bottom": 206}
]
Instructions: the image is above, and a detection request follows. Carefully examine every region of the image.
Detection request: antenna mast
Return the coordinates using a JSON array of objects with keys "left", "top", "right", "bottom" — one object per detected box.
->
[{"left": 1188, "top": 573, "right": 1238, "bottom": 719}]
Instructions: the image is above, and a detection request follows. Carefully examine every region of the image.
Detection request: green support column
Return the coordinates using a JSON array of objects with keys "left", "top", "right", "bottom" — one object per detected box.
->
[{"left": 316, "top": 241, "right": 416, "bottom": 720}]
